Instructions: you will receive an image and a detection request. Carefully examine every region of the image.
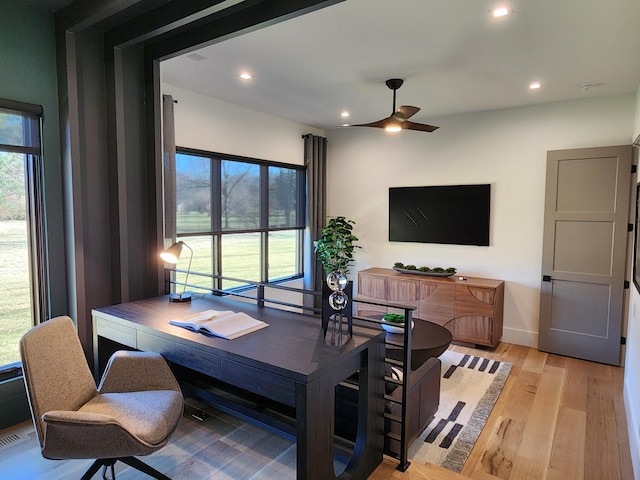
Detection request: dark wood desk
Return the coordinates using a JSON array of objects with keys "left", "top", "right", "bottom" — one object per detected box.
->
[{"left": 92, "top": 295, "right": 385, "bottom": 480}]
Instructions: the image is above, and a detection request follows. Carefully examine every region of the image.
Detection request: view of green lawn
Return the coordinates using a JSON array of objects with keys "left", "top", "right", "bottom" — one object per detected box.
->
[
  {"left": 174, "top": 229, "right": 298, "bottom": 291},
  {"left": 175, "top": 212, "right": 299, "bottom": 290},
  {"left": 0, "top": 220, "right": 32, "bottom": 366},
  {"left": 0, "top": 216, "right": 298, "bottom": 366}
]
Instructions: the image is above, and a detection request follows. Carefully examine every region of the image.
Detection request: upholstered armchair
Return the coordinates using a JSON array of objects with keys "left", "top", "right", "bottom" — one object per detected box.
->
[{"left": 20, "top": 316, "right": 184, "bottom": 480}]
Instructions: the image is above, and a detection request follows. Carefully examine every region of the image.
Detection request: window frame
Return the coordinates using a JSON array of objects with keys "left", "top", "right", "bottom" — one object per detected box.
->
[
  {"left": 0, "top": 98, "right": 50, "bottom": 379},
  {"left": 166, "top": 147, "right": 306, "bottom": 293}
]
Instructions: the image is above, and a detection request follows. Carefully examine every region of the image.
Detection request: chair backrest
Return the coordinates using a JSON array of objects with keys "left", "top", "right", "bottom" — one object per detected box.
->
[{"left": 20, "top": 316, "right": 98, "bottom": 446}]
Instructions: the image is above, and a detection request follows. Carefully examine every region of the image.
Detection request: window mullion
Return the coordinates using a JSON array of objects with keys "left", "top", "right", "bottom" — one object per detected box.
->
[
  {"left": 212, "top": 155, "right": 222, "bottom": 290},
  {"left": 260, "top": 165, "right": 269, "bottom": 282}
]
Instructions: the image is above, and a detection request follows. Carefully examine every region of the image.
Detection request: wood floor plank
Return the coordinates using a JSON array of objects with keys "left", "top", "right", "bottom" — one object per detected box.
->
[
  {"left": 585, "top": 377, "right": 622, "bottom": 480},
  {"left": 521, "top": 348, "right": 548, "bottom": 375},
  {"left": 498, "top": 370, "right": 539, "bottom": 423},
  {"left": 546, "top": 407, "right": 585, "bottom": 480},
  {"left": 508, "top": 364, "right": 564, "bottom": 480},
  {"left": 470, "top": 416, "right": 525, "bottom": 479},
  {"left": 0, "top": 343, "right": 635, "bottom": 480},
  {"left": 558, "top": 356, "right": 589, "bottom": 412}
]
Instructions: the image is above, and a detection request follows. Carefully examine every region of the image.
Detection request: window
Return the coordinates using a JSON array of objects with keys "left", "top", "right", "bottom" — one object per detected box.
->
[
  {"left": 166, "top": 149, "right": 305, "bottom": 292},
  {"left": 0, "top": 99, "right": 49, "bottom": 376}
]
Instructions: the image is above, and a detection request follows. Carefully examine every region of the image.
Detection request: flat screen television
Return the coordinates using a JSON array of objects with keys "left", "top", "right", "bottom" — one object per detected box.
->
[{"left": 389, "top": 184, "right": 491, "bottom": 246}]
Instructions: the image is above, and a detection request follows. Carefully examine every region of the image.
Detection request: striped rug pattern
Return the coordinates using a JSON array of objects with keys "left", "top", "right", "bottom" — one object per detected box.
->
[{"left": 408, "top": 350, "right": 512, "bottom": 473}]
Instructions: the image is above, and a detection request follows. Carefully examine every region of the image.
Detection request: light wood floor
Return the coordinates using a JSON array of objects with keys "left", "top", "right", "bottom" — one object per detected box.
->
[{"left": 0, "top": 343, "right": 633, "bottom": 479}]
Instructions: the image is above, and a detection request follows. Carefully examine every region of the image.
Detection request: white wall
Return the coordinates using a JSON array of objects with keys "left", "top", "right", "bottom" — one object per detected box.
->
[
  {"left": 326, "top": 93, "right": 636, "bottom": 347},
  {"left": 163, "top": 84, "right": 324, "bottom": 163},
  {"left": 625, "top": 85, "right": 640, "bottom": 480}
]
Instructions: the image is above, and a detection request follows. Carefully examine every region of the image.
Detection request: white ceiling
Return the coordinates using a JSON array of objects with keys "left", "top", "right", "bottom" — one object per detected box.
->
[
  {"left": 27, "top": 0, "right": 640, "bottom": 131},
  {"left": 161, "top": 0, "right": 640, "bottom": 131}
]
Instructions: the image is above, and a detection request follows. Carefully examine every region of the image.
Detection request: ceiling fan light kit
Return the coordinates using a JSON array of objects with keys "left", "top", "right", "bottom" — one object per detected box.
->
[{"left": 350, "top": 78, "right": 439, "bottom": 133}]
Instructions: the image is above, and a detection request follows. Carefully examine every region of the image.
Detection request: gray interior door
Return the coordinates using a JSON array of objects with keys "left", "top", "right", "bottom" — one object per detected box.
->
[{"left": 538, "top": 145, "right": 633, "bottom": 365}]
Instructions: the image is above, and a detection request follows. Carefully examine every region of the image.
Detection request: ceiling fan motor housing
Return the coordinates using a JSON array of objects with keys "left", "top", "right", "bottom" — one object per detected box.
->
[{"left": 386, "top": 78, "right": 404, "bottom": 90}]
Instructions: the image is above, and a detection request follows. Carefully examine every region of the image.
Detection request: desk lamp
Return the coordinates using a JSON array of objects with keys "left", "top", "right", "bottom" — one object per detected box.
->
[{"left": 160, "top": 241, "right": 193, "bottom": 303}]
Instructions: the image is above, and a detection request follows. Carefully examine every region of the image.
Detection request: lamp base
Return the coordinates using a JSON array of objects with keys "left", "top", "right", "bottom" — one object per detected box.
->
[{"left": 168, "top": 292, "right": 192, "bottom": 303}]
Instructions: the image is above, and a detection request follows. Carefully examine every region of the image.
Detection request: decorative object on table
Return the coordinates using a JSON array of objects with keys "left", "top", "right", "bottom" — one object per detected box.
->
[
  {"left": 393, "top": 261, "right": 457, "bottom": 277},
  {"left": 313, "top": 216, "right": 360, "bottom": 342},
  {"left": 380, "top": 312, "right": 414, "bottom": 334},
  {"left": 409, "top": 349, "right": 512, "bottom": 474},
  {"left": 160, "top": 240, "right": 193, "bottom": 302}
]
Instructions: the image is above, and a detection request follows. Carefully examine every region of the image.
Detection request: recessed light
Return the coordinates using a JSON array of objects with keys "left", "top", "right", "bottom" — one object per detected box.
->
[
  {"left": 529, "top": 82, "right": 542, "bottom": 90},
  {"left": 239, "top": 72, "right": 253, "bottom": 80},
  {"left": 340, "top": 111, "right": 350, "bottom": 118},
  {"left": 491, "top": 6, "right": 511, "bottom": 18},
  {"left": 580, "top": 83, "right": 601, "bottom": 91},
  {"left": 186, "top": 53, "right": 206, "bottom": 62}
]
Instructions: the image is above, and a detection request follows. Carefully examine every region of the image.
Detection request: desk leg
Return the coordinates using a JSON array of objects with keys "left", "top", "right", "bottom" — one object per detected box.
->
[{"left": 295, "top": 341, "right": 384, "bottom": 480}]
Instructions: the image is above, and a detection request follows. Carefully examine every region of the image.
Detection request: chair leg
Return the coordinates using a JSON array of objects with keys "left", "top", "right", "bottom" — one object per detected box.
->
[
  {"left": 101, "top": 460, "right": 116, "bottom": 480},
  {"left": 118, "top": 456, "right": 171, "bottom": 480},
  {"left": 80, "top": 459, "right": 109, "bottom": 480},
  {"left": 79, "top": 457, "right": 169, "bottom": 480}
]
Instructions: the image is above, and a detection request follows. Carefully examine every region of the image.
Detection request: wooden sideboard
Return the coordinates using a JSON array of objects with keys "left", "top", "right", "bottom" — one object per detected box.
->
[{"left": 356, "top": 267, "right": 504, "bottom": 347}]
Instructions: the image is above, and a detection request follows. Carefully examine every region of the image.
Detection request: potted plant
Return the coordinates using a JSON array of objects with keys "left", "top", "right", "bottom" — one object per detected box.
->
[
  {"left": 313, "top": 216, "right": 360, "bottom": 341},
  {"left": 313, "top": 216, "right": 360, "bottom": 276}
]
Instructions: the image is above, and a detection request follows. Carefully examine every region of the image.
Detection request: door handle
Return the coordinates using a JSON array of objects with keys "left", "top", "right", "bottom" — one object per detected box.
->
[{"left": 542, "top": 275, "right": 551, "bottom": 282}]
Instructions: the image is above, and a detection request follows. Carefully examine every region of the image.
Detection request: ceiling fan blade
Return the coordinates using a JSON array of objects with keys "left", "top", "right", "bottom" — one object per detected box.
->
[
  {"left": 403, "top": 120, "right": 439, "bottom": 132},
  {"left": 394, "top": 105, "right": 420, "bottom": 121},
  {"left": 350, "top": 117, "right": 391, "bottom": 129}
]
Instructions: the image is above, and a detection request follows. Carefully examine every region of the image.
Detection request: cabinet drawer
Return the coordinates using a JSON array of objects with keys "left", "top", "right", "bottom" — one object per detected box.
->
[
  {"left": 137, "top": 331, "right": 221, "bottom": 379},
  {"left": 221, "top": 359, "right": 296, "bottom": 407}
]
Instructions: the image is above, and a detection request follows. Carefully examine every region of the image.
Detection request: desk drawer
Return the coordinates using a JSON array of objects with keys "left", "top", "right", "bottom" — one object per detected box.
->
[
  {"left": 221, "top": 359, "right": 296, "bottom": 407},
  {"left": 96, "top": 319, "right": 137, "bottom": 348},
  {"left": 137, "top": 331, "right": 221, "bottom": 378}
]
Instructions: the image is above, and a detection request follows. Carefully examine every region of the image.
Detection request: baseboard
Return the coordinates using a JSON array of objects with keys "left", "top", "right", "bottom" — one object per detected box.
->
[
  {"left": 0, "top": 377, "right": 31, "bottom": 430},
  {"left": 500, "top": 327, "right": 538, "bottom": 348},
  {"left": 624, "top": 378, "right": 640, "bottom": 480}
]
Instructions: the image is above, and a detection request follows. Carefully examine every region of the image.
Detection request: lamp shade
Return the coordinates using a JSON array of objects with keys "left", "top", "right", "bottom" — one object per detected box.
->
[
  {"left": 160, "top": 241, "right": 193, "bottom": 303},
  {"left": 160, "top": 241, "right": 184, "bottom": 264}
]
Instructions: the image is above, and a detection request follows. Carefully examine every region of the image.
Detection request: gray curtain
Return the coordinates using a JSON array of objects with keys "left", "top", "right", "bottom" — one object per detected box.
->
[
  {"left": 162, "top": 94, "right": 177, "bottom": 242},
  {"left": 303, "top": 134, "right": 328, "bottom": 311}
]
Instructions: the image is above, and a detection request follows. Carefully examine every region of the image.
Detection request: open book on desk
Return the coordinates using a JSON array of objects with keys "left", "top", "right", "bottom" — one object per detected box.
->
[{"left": 169, "top": 309, "right": 268, "bottom": 340}]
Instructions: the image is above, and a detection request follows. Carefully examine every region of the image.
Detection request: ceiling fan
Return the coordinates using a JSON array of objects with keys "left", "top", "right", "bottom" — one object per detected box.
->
[{"left": 350, "top": 78, "right": 439, "bottom": 133}]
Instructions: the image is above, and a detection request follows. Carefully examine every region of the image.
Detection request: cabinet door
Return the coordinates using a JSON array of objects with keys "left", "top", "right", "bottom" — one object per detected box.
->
[
  {"left": 418, "top": 282, "right": 454, "bottom": 326},
  {"left": 387, "top": 277, "right": 420, "bottom": 315},
  {"left": 452, "top": 316, "right": 494, "bottom": 345},
  {"left": 455, "top": 285, "right": 495, "bottom": 317},
  {"left": 454, "top": 285, "right": 497, "bottom": 345},
  {"left": 356, "top": 273, "right": 388, "bottom": 317}
]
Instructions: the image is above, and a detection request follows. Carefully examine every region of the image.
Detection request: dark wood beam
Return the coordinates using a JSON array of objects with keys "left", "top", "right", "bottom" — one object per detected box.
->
[{"left": 143, "top": 0, "right": 345, "bottom": 61}]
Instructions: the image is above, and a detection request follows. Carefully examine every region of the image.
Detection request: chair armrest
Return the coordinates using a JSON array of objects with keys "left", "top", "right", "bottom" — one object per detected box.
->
[
  {"left": 42, "top": 410, "right": 114, "bottom": 426},
  {"left": 98, "top": 351, "right": 182, "bottom": 394}
]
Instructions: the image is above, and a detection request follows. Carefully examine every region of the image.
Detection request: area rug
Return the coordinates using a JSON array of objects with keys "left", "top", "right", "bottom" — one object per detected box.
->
[{"left": 408, "top": 349, "right": 512, "bottom": 473}]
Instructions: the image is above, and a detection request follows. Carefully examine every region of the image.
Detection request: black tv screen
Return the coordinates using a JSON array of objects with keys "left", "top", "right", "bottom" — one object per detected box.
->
[{"left": 389, "top": 184, "right": 491, "bottom": 246}]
